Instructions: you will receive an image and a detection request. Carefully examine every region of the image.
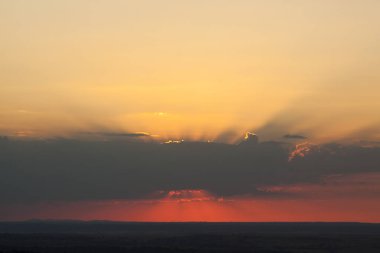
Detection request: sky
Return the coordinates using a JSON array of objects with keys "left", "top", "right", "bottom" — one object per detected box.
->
[{"left": 0, "top": 0, "right": 380, "bottom": 222}]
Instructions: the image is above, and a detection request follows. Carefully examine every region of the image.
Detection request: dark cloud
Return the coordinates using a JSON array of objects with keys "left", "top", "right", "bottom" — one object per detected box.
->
[
  {"left": 283, "top": 134, "right": 307, "bottom": 139},
  {"left": 85, "top": 132, "right": 152, "bottom": 137},
  {"left": 0, "top": 138, "right": 379, "bottom": 204},
  {"left": 100, "top": 132, "right": 151, "bottom": 137},
  {"left": 0, "top": 136, "right": 9, "bottom": 142}
]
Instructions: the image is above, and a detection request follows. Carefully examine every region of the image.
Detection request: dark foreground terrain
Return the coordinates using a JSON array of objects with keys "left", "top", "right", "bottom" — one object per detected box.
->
[{"left": 0, "top": 221, "right": 379, "bottom": 253}]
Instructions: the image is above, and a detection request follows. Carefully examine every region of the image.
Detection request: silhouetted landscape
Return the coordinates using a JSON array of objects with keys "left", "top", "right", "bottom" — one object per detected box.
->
[{"left": 0, "top": 221, "right": 379, "bottom": 252}]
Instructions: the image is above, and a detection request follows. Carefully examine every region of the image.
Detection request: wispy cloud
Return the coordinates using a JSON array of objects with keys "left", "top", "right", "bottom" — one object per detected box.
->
[
  {"left": 283, "top": 134, "right": 307, "bottom": 139},
  {"left": 98, "top": 132, "right": 152, "bottom": 137}
]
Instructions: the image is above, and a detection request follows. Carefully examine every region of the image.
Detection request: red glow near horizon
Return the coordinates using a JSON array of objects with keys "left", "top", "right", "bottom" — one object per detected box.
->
[
  {"left": 2, "top": 196, "right": 379, "bottom": 222},
  {"left": 136, "top": 189, "right": 246, "bottom": 222},
  {"left": 0, "top": 190, "right": 380, "bottom": 222},
  {"left": 1, "top": 174, "right": 380, "bottom": 222}
]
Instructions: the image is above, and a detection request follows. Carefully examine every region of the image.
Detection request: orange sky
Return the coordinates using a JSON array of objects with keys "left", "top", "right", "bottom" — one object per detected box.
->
[{"left": 1, "top": 0, "right": 380, "bottom": 142}]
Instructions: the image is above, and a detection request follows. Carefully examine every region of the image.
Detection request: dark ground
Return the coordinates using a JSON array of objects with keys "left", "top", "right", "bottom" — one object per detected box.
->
[{"left": 0, "top": 221, "right": 379, "bottom": 253}]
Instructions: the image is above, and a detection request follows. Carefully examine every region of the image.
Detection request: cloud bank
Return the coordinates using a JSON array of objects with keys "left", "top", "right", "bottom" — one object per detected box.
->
[{"left": 0, "top": 137, "right": 379, "bottom": 205}]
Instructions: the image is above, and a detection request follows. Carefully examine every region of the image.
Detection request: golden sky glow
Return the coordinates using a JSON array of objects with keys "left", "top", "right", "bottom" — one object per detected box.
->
[{"left": 1, "top": 0, "right": 380, "bottom": 142}]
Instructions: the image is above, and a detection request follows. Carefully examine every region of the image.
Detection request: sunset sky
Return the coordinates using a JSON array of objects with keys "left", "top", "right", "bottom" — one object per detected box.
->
[{"left": 0, "top": 0, "right": 379, "bottom": 222}]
